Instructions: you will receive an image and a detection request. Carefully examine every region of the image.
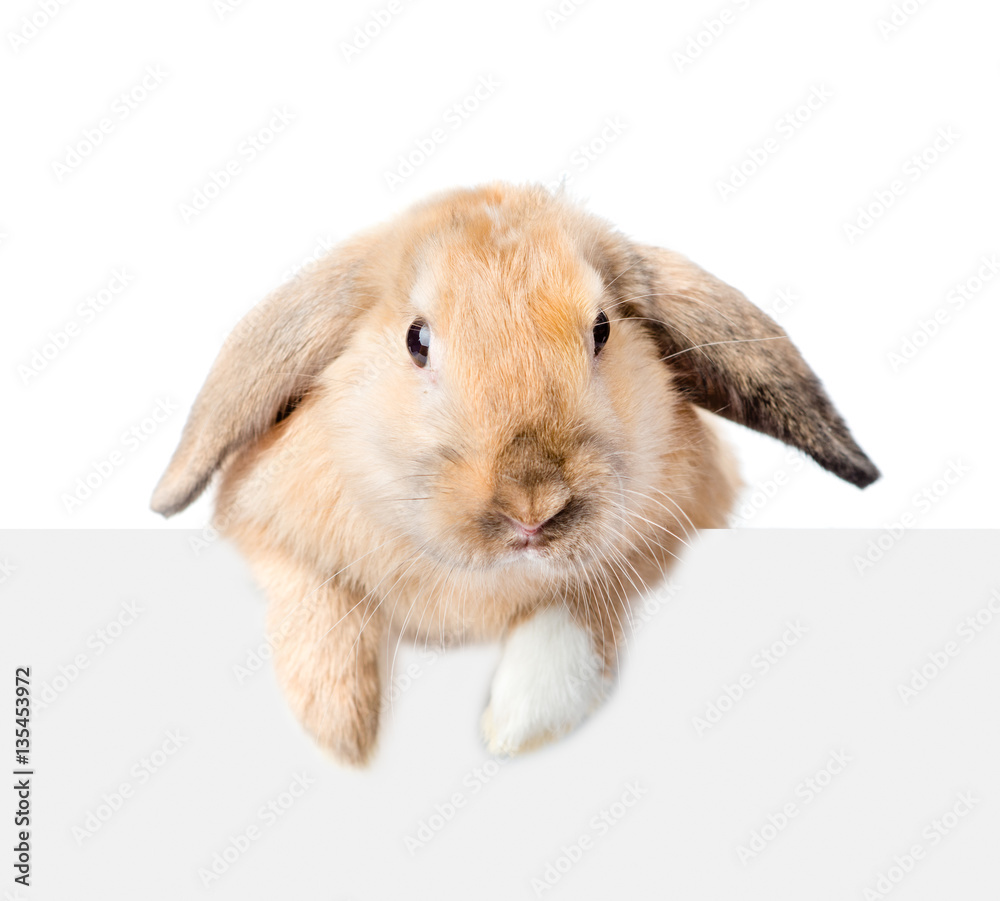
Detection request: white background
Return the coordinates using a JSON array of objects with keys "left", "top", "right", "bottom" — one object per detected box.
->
[{"left": 1, "top": 0, "right": 997, "bottom": 528}]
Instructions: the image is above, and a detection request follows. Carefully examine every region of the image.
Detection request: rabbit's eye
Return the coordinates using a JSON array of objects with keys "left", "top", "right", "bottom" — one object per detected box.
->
[
  {"left": 593, "top": 310, "right": 610, "bottom": 355},
  {"left": 407, "top": 318, "right": 430, "bottom": 367}
]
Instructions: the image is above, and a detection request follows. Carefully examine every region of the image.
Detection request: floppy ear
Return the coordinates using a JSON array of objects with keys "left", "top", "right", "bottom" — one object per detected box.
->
[
  {"left": 630, "top": 244, "right": 880, "bottom": 488},
  {"left": 150, "top": 239, "right": 373, "bottom": 516}
]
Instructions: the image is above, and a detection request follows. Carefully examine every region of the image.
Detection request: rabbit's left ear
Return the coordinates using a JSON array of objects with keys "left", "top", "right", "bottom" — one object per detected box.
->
[
  {"left": 151, "top": 237, "right": 374, "bottom": 517},
  {"left": 628, "top": 244, "right": 880, "bottom": 488}
]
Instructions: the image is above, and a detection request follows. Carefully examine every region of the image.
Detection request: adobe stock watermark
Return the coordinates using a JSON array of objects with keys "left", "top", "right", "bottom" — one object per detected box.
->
[
  {"left": 213, "top": 0, "right": 249, "bottom": 20},
  {"left": 178, "top": 106, "right": 296, "bottom": 224},
  {"left": 232, "top": 598, "right": 308, "bottom": 685},
  {"left": 842, "top": 127, "right": 959, "bottom": 244},
  {"left": 340, "top": 0, "right": 407, "bottom": 61},
  {"left": 216, "top": 233, "right": 340, "bottom": 346},
  {"left": 671, "top": 0, "right": 755, "bottom": 72},
  {"left": 762, "top": 286, "right": 799, "bottom": 321},
  {"left": 886, "top": 253, "right": 998, "bottom": 371},
  {"left": 530, "top": 781, "right": 647, "bottom": 896},
  {"left": 545, "top": 0, "right": 588, "bottom": 30},
  {"left": 277, "top": 233, "right": 338, "bottom": 285},
  {"left": 51, "top": 65, "right": 168, "bottom": 182},
  {"left": 729, "top": 448, "right": 807, "bottom": 527},
  {"left": 716, "top": 85, "right": 833, "bottom": 201},
  {"left": 404, "top": 755, "right": 512, "bottom": 854},
  {"left": 33, "top": 600, "right": 144, "bottom": 712},
  {"left": 234, "top": 538, "right": 410, "bottom": 687},
  {"left": 384, "top": 636, "right": 467, "bottom": 709},
  {"left": 6, "top": 0, "right": 71, "bottom": 53},
  {"left": 17, "top": 268, "right": 134, "bottom": 385},
  {"left": 0, "top": 557, "right": 17, "bottom": 587},
  {"left": 219, "top": 278, "right": 307, "bottom": 350},
  {"left": 860, "top": 792, "right": 979, "bottom": 899},
  {"left": 383, "top": 74, "right": 500, "bottom": 191},
  {"left": 61, "top": 397, "right": 179, "bottom": 514},
  {"left": 384, "top": 646, "right": 440, "bottom": 707},
  {"left": 215, "top": 227, "right": 337, "bottom": 345},
  {"left": 543, "top": 116, "right": 627, "bottom": 193},
  {"left": 692, "top": 620, "right": 808, "bottom": 736},
  {"left": 229, "top": 547, "right": 343, "bottom": 687},
  {"left": 737, "top": 749, "right": 852, "bottom": 863},
  {"left": 628, "top": 580, "right": 681, "bottom": 639},
  {"left": 192, "top": 443, "right": 303, "bottom": 558},
  {"left": 896, "top": 587, "right": 1000, "bottom": 705},
  {"left": 198, "top": 772, "right": 316, "bottom": 887},
  {"left": 71, "top": 730, "right": 188, "bottom": 845},
  {"left": 876, "top": 0, "right": 933, "bottom": 40},
  {"left": 853, "top": 459, "right": 970, "bottom": 574}
]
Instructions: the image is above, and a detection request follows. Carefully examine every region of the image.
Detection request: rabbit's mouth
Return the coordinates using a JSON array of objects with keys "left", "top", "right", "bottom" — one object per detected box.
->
[
  {"left": 457, "top": 497, "right": 619, "bottom": 574},
  {"left": 412, "top": 416, "right": 629, "bottom": 573}
]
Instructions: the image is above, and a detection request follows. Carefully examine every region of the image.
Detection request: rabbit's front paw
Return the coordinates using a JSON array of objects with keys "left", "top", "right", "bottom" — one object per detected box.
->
[{"left": 482, "top": 605, "right": 609, "bottom": 755}]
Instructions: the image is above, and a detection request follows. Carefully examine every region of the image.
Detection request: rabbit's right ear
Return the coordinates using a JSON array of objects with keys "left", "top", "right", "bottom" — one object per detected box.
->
[
  {"left": 627, "top": 244, "right": 880, "bottom": 489},
  {"left": 150, "top": 238, "right": 373, "bottom": 517}
]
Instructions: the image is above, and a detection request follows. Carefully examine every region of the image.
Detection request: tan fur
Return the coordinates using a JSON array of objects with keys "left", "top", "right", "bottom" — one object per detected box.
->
[{"left": 152, "top": 183, "right": 877, "bottom": 764}]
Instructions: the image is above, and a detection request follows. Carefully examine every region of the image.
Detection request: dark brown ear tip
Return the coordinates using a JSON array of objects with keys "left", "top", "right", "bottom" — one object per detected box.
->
[
  {"left": 853, "top": 463, "right": 881, "bottom": 489},
  {"left": 837, "top": 455, "right": 881, "bottom": 489}
]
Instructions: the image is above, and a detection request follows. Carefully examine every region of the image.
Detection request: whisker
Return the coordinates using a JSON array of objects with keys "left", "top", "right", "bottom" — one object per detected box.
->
[{"left": 660, "top": 334, "right": 788, "bottom": 363}]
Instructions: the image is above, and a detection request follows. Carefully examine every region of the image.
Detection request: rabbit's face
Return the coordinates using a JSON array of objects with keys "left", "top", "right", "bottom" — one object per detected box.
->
[
  {"left": 349, "top": 200, "right": 670, "bottom": 573},
  {"left": 152, "top": 181, "right": 878, "bottom": 572}
]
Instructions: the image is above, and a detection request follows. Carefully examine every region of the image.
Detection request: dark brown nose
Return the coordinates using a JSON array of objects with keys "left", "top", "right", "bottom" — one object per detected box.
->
[{"left": 490, "top": 428, "right": 575, "bottom": 542}]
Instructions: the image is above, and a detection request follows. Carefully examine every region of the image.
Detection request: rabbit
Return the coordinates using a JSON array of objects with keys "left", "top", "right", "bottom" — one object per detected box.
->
[{"left": 151, "top": 182, "right": 879, "bottom": 765}]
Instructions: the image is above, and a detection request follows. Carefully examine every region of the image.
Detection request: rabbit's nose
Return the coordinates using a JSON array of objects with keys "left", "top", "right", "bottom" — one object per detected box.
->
[
  {"left": 490, "top": 425, "right": 578, "bottom": 533},
  {"left": 500, "top": 504, "right": 572, "bottom": 546},
  {"left": 505, "top": 516, "right": 545, "bottom": 538},
  {"left": 493, "top": 475, "right": 572, "bottom": 537}
]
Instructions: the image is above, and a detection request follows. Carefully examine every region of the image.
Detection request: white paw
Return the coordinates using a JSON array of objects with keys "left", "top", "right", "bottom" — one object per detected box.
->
[{"left": 482, "top": 605, "right": 609, "bottom": 755}]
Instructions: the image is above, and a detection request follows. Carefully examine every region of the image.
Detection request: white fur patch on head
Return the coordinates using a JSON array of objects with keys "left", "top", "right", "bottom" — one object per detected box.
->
[
  {"left": 482, "top": 605, "right": 608, "bottom": 755},
  {"left": 408, "top": 266, "right": 437, "bottom": 319}
]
